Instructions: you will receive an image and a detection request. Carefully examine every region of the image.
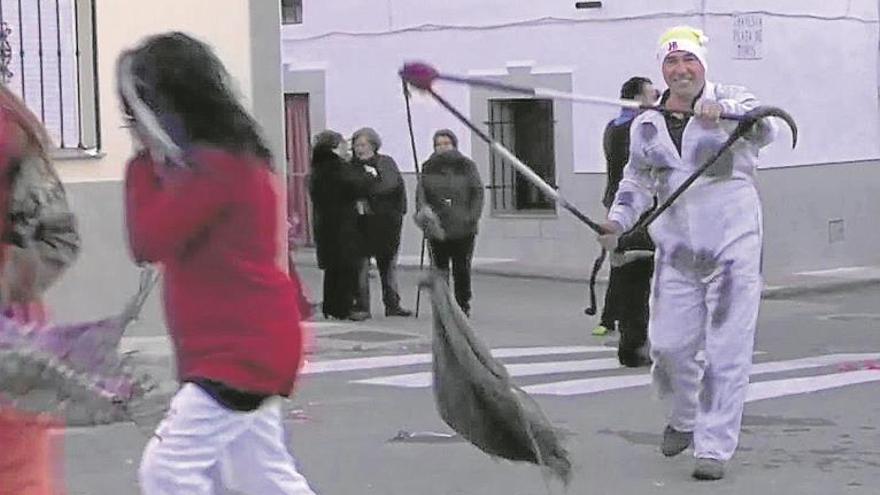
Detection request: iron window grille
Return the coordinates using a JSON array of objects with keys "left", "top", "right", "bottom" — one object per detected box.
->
[
  {"left": 0, "top": 0, "right": 100, "bottom": 152},
  {"left": 486, "top": 98, "right": 557, "bottom": 213}
]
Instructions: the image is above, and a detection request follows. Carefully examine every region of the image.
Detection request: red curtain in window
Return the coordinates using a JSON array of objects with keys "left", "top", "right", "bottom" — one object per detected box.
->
[{"left": 284, "top": 94, "right": 312, "bottom": 247}]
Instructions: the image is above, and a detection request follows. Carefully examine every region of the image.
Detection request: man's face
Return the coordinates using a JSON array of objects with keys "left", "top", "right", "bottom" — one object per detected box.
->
[
  {"left": 353, "top": 136, "right": 375, "bottom": 160},
  {"left": 637, "top": 83, "right": 660, "bottom": 106},
  {"left": 662, "top": 51, "right": 705, "bottom": 100}
]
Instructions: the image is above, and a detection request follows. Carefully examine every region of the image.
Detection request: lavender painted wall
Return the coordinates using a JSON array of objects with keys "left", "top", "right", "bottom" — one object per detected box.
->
[
  {"left": 283, "top": 1, "right": 879, "bottom": 172},
  {"left": 282, "top": 2, "right": 880, "bottom": 278}
]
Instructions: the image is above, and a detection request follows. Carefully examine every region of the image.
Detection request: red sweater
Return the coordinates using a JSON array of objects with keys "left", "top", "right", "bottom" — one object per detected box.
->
[{"left": 125, "top": 148, "right": 304, "bottom": 396}]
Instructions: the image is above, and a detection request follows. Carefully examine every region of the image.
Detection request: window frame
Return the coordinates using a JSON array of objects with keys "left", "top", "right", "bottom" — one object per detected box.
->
[
  {"left": 0, "top": 0, "right": 101, "bottom": 156},
  {"left": 486, "top": 97, "right": 557, "bottom": 214},
  {"left": 281, "top": 0, "right": 303, "bottom": 25}
]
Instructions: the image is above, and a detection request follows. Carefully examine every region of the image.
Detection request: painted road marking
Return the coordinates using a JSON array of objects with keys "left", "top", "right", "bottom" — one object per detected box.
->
[
  {"left": 519, "top": 353, "right": 880, "bottom": 396},
  {"left": 746, "top": 369, "right": 880, "bottom": 402},
  {"left": 355, "top": 358, "right": 623, "bottom": 388},
  {"left": 302, "top": 346, "right": 614, "bottom": 375}
]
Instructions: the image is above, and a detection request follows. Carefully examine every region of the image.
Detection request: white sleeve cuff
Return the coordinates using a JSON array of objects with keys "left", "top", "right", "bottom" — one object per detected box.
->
[{"left": 607, "top": 207, "right": 635, "bottom": 232}]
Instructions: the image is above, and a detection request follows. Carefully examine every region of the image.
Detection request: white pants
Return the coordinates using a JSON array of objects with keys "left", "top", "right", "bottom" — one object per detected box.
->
[
  {"left": 649, "top": 238, "right": 762, "bottom": 462},
  {"left": 139, "top": 383, "right": 316, "bottom": 495}
]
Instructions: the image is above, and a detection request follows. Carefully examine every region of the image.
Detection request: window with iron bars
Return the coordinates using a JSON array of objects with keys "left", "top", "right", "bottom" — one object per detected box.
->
[
  {"left": 0, "top": 0, "right": 99, "bottom": 152},
  {"left": 486, "top": 98, "right": 556, "bottom": 212},
  {"left": 281, "top": 0, "right": 302, "bottom": 25}
]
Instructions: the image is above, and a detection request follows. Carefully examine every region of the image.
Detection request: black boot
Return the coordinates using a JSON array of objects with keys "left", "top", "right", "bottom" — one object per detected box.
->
[{"left": 385, "top": 306, "right": 413, "bottom": 317}]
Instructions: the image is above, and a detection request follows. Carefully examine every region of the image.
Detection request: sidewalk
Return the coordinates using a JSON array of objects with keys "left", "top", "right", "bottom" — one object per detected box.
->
[{"left": 292, "top": 247, "right": 880, "bottom": 299}]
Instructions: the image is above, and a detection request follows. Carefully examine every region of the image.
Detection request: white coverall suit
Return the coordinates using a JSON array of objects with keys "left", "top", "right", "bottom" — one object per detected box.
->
[{"left": 608, "top": 81, "right": 778, "bottom": 461}]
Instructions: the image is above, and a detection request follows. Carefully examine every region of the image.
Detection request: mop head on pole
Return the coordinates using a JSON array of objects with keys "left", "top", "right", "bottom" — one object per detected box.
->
[
  {"left": 421, "top": 271, "right": 572, "bottom": 484},
  {"left": 0, "top": 267, "right": 166, "bottom": 428},
  {"left": 413, "top": 205, "right": 446, "bottom": 241}
]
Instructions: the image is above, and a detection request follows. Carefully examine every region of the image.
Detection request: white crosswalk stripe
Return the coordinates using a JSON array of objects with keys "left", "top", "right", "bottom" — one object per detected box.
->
[
  {"left": 323, "top": 348, "right": 880, "bottom": 401},
  {"left": 302, "top": 346, "right": 612, "bottom": 375},
  {"left": 523, "top": 353, "right": 880, "bottom": 396},
  {"left": 746, "top": 369, "right": 880, "bottom": 402},
  {"left": 354, "top": 351, "right": 765, "bottom": 388},
  {"left": 355, "top": 358, "right": 622, "bottom": 388}
]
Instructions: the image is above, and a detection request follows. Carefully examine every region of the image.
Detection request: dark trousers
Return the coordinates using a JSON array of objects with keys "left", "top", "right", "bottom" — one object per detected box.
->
[
  {"left": 430, "top": 235, "right": 476, "bottom": 313},
  {"left": 602, "top": 257, "right": 653, "bottom": 361},
  {"left": 321, "top": 262, "right": 359, "bottom": 319},
  {"left": 355, "top": 254, "right": 402, "bottom": 313},
  {"left": 288, "top": 252, "right": 313, "bottom": 320}
]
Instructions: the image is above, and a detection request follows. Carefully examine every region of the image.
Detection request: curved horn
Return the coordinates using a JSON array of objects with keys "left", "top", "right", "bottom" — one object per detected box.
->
[{"left": 738, "top": 105, "right": 799, "bottom": 149}]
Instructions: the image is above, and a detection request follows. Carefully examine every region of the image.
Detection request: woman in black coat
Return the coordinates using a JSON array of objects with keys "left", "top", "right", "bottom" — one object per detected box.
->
[
  {"left": 351, "top": 127, "right": 411, "bottom": 317},
  {"left": 309, "top": 130, "right": 375, "bottom": 321}
]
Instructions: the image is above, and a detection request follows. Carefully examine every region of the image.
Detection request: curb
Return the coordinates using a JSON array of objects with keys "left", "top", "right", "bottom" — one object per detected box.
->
[
  {"left": 466, "top": 272, "right": 880, "bottom": 298},
  {"left": 761, "top": 278, "right": 880, "bottom": 299},
  {"left": 297, "top": 254, "right": 880, "bottom": 297},
  {"left": 295, "top": 255, "right": 599, "bottom": 283},
  {"left": 123, "top": 350, "right": 173, "bottom": 373},
  {"left": 470, "top": 266, "right": 594, "bottom": 283}
]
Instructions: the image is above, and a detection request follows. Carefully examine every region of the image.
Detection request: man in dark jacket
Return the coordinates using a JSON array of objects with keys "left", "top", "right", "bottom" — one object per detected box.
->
[
  {"left": 417, "top": 129, "right": 484, "bottom": 316},
  {"left": 594, "top": 76, "right": 659, "bottom": 368},
  {"left": 352, "top": 127, "right": 412, "bottom": 317}
]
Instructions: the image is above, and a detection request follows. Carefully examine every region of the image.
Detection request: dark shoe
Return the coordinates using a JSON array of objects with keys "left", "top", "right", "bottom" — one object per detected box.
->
[
  {"left": 347, "top": 311, "right": 371, "bottom": 322},
  {"left": 661, "top": 425, "right": 693, "bottom": 457},
  {"left": 692, "top": 458, "right": 725, "bottom": 480},
  {"left": 619, "top": 345, "right": 652, "bottom": 368},
  {"left": 385, "top": 307, "right": 413, "bottom": 317},
  {"left": 619, "top": 353, "right": 651, "bottom": 368}
]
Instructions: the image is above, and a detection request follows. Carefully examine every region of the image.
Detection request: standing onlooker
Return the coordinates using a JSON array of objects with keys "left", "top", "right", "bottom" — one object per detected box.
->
[
  {"left": 352, "top": 127, "right": 412, "bottom": 317},
  {"left": 593, "top": 76, "right": 658, "bottom": 368},
  {"left": 309, "top": 131, "right": 374, "bottom": 321},
  {"left": 416, "top": 129, "right": 483, "bottom": 317}
]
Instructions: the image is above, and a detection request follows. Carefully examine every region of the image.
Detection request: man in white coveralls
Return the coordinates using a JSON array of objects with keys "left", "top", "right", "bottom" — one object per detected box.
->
[{"left": 597, "top": 25, "right": 779, "bottom": 481}]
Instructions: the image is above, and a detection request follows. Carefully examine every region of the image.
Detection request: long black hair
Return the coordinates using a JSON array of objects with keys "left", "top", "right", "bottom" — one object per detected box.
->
[{"left": 119, "top": 32, "right": 272, "bottom": 164}]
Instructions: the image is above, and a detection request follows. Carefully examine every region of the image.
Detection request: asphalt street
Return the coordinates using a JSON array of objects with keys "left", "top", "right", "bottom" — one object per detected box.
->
[{"left": 63, "top": 266, "right": 880, "bottom": 494}]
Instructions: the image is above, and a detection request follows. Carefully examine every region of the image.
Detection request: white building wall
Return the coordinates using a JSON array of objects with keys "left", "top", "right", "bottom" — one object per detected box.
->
[
  {"left": 284, "top": 1, "right": 879, "bottom": 172},
  {"left": 283, "top": 1, "right": 880, "bottom": 277}
]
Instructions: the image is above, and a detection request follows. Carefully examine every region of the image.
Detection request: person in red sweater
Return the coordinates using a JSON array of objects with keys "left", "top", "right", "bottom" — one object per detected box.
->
[{"left": 119, "top": 33, "right": 316, "bottom": 494}]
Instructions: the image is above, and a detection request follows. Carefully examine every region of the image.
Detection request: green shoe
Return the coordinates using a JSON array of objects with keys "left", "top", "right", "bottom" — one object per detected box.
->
[{"left": 592, "top": 324, "right": 612, "bottom": 336}]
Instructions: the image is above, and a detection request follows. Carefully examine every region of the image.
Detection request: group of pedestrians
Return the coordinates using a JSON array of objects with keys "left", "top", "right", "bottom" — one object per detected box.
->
[{"left": 309, "top": 127, "right": 484, "bottom": 320}]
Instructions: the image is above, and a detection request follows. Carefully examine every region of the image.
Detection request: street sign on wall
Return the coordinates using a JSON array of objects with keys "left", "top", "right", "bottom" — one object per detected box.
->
[{"left": 733, "top": 14, "right": 763, "bottom": 59}]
